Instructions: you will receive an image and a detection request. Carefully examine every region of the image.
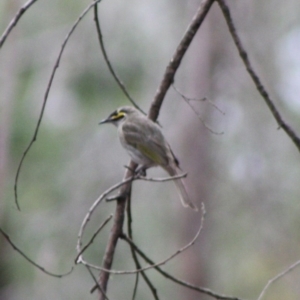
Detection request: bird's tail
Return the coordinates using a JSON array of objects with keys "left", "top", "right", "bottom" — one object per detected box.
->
[{"left": 165, "top": 165, "right": 198, "bottom": 211}]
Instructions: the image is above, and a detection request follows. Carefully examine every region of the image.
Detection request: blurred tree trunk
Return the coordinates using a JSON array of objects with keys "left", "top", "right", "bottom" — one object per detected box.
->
[{"left": 180, "top": 3, "right": 226, "bottom": 299}]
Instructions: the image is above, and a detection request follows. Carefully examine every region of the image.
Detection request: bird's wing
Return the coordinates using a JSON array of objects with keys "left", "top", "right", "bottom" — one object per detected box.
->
[{"left": 122, "top": 121, "right": 169, "bottom": 165}]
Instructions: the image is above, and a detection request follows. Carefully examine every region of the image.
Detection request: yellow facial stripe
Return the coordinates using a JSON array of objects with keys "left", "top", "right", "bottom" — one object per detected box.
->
[{"left": 111, "top": 111, "right": 125, "bottom": 120}]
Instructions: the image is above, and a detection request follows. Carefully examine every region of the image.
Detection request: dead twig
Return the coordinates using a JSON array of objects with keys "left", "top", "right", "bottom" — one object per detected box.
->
[
  {"left": 217, "top": 0, "right": 300, "bottom": 151},
  {"left": 148, "top": 0, "right": 215, "bottom": 121},
  {"left": 257, "top": 259, "right": 300, "bottom": 300},
  {"left": 85, "top": 203, "right": 205, "bottom": 274},
  {"left": 0, "top": 0, "right": 38, "bottom": 49},
  {"left": 0, "top": 228, "right": 73, "bottom": 278},
  {"left": 93, "top": 4, "right": 145, "bottom": 114},
  {"left": 14, "top": 0, "right": 103, "bottom": 210},
  {"left": 75, "top": 215, "right": 113, "bottom": 264},
  {"left": 98, "top": 1, "right": 215, "bottom": 297}
]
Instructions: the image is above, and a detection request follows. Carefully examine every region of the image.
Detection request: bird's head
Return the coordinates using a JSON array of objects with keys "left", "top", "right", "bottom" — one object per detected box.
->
[{"left": 99, "top": 106, "right": 138, "bottom": 127}]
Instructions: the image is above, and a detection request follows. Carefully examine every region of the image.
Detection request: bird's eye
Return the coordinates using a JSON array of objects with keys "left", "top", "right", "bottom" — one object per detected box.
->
[{"left": 111, "top": 111, "right": 125, "bottom": 120}]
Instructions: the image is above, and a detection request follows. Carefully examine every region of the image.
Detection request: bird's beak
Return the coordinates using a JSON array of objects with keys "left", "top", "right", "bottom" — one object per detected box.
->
[{"left": 99, "top": 117, "right": 111, "bottom": 125}]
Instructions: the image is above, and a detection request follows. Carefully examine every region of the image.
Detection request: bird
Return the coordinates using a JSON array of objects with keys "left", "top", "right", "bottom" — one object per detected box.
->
[{"left": 99, "top": 106, "right": 198, "bottom": 211}]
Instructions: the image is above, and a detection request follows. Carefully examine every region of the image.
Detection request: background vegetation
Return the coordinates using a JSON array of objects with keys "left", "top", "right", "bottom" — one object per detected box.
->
[{"left": 1, "top": 0, "right": 300, "bottom": 299}]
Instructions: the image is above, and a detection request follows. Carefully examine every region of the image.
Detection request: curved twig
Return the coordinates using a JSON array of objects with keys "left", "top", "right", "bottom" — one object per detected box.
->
[
  {"left": 0, "top": 0, "right": 38, "bottom": 49},
  {"left": 0, "top": 228, "right": 73, "bottom": 278},
  {"left": 76, "top": 176, "right": 134, "bottom": 257},
  {"left": 81, "top": 203, "right": 205, "bottom": 274},
  {"left": 14, "top": 0, "right": 103, "bottom": 210},
  {"left": 75, "top": 215, "right": 113, "bottom": 264},
  {"left": 93, "top": 4, "right": 145, "bottom": 114},
  {"left": 122, "top": 226, "right": 243, "bottom": 300}
]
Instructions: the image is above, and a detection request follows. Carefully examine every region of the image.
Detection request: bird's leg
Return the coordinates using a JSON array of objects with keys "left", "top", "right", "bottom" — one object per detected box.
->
[
  {"left": 124, "top": 165, "right": 136, "bottom": 173},
  {"left": 135, "top": 165, "right": 147, "bottom": 177}
]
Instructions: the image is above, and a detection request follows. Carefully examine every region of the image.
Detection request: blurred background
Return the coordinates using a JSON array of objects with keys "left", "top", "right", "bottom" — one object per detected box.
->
[{"left": 1, "top": 0, "right": 300, "bottom": 299}]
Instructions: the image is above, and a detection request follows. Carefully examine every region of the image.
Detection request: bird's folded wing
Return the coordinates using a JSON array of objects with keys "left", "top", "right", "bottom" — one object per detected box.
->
[{"left": 122, "top": 122, "right": 169, "bottom": 165}]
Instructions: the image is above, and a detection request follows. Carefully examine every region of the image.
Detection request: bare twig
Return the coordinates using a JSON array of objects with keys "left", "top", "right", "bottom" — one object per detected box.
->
[
  {"left": 86, "top": 265, "right": 110, "bottom": 299},
  {"left": 76, "top": 176, "right": 135, "bottom": 257},
  {"left": 85, "top": 203, "right": 205, "bottom": 274},
  {"left": 0, "top": 0, "right": 38, "bottom": 49},
  {"left": 93, "top": 4, "right": 145, "bottom": 114},
  {"left": 14, "top": 0, "right": 104, "bottom": 210},
  {"left": 79, "top": 171, "right": 192, "bottom": 272},
  {"left": 257, "top": 259, "right": 300, "bottom": 300},
  {"left": 217, "top": 0, "right": 300, "bottom": 151},
  {"left": 148, "top": 0, "right": 215, "bottom": 121},
  {"left": 0, "top": 228, "right": 73, "bottom": 278},
  {"left": 172, "top": 84, "right": 225, "bottom": 115},
  {"left": 76, "top": 215, "right": 113, "bottom": 264},
  {"left": 137, "top": 172, "right": 187, "bottom": 182},
  {"left": 97, "top": 1, "right": 215, "bottom": 297},
  {"left": 173, "top": 85, "right": 224, "bottom": 135},
  {"left": 98, "top": 161, "right": 137, "bottom": 300},
  {"left": 126, "top": 193, "right": 159, "bottom": 300},
  {"left": 122, "top": 231, "right": 243, "bottom": 299}
]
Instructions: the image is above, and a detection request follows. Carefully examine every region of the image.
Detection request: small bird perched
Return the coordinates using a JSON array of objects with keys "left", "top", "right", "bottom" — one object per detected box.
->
[{"left": 99, "top": 106, "right": 198, "bottom": 211}]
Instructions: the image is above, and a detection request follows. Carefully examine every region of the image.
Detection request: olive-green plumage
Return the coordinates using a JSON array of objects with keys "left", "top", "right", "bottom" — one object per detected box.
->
[{"left": 99, "top": 106, "right": 197, "bottom": 211}]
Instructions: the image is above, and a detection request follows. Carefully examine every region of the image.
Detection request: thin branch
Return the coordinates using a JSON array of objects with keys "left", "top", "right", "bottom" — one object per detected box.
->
[
  {"left": 14, "top": 0, "right": 103, "bottom": 210},
  {"left": 126, "top": 192, "right": 159, "bottom": 300},
  {"left": 173, "top": 84, "right": 224, "bottom": 135},
  {"left": 137, "top": 172, "right": 187, "bottom": 182},
  {"left": 0, "top": 0, "right": 38, "bottom": 49},
  {"left": 86, "top": 265, "right": 110, "bottom": 300},
  {"left": 93, "top": 4, "right": 145, "bottom": 114},
  {"left": 148, "top": 0, "right": 215, "bottom": 121},
  {"left": 217, "top": 0, "right": 300, "bottom": 151},
  {"left": 172, "top": 84, "right": 225, "bottom": 115},
  {"left": 257, "top": 259, "right": 300, "bottom": 300},
  {"left": 75, "top": 215, "right": 113, "bottom": 264},
  {"left": 121, "top": 231, "right": 242, "bottom": 300},
  {"left": 97, "top": 1, "right": 215, "bottom": 297},
  {"left": 86, "top": 203, "right": 205, "bottom": 274},
  {"left": 0, "top": 228, "right": 73, "bottom": 278},
  {"left": 76, "top": 176, "right": 135, "bottom": 257},
  {"left": 98, "top": 161, "right": 137, "bottom": 300}
]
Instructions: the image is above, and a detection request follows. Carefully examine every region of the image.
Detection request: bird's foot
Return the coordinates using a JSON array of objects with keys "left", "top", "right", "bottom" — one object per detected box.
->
[{"left": 135, "top": 166, "right": 147, "bottom": 177}]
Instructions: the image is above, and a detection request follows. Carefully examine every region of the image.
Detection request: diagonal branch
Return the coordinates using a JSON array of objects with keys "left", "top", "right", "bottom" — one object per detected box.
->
[
  {"left": 0, "top": 0, "right": 38, "bottom": 49},
  {"left": 98, "top": 161, "right": 136, "bottom": 300},
  {"left": 93, "top": 5, "right": 145, "bottom": 114},
  {"left": 97, "top": 0, "right": 215, "bottom": 298},
  {"left": 257, "top": 259, "right": 300, "bottom": 300},
  {"left": 0, "top": 228, "right": 73, "bottom": 278},
  {"left": 148, "top": 0, "right": 215, "bottom": 121},
  {"left": 126, "top": 191, "right": 159, "bottom": 300},
  {"left": 87, "top": 204, "right": 204, "bottom": 275},
  {"left": 121, "top": 231, "right": 242, "bottom": 300},
  {"left": 14, "top": 0, "right": 103, "bottom": 210},
  {"left": 217, "top": 0, "right": 300, "bottom": 152}
]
